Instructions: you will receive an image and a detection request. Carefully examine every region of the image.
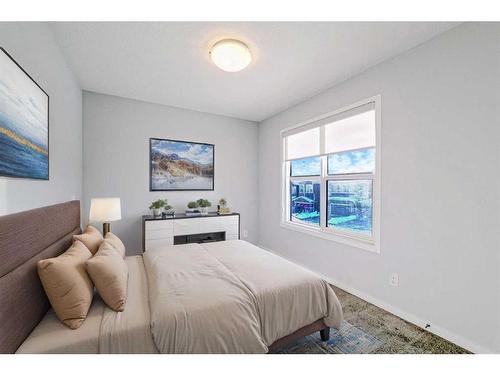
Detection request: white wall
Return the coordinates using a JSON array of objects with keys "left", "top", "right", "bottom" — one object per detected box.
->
[
  {"left": 83, "top": 92, "right": 259, "bottom": 255},
  {"left": 0, "top": 22, "right": 82, "bottom": 215},
  {"left": 258, "top": 23, "right": 500, "bottom": 353}
]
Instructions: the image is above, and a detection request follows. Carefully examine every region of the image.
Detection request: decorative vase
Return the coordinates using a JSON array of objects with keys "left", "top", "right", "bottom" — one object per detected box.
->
[{"left": 152, "top": 208, "right": 162, "bottom": 217}]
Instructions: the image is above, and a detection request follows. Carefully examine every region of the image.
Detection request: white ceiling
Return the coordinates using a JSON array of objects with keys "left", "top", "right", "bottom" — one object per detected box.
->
[{"left": 50, "top": 22, "right": 459, "bottom": 122}]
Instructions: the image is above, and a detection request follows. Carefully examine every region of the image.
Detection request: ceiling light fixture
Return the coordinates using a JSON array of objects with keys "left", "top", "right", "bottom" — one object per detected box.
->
[{"left": 210, "top": 39, "right": 252, "bottom": 72}]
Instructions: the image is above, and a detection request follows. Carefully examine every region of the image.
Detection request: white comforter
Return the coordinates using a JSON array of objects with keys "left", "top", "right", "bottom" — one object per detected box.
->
[{"left": 143, "top": 240, "right": 343, "bottom": 353}]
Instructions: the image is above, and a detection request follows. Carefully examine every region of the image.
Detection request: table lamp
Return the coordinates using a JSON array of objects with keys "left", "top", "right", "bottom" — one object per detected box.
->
[{"left": 89, "top": 197, "right": 121, "bottom": 236}]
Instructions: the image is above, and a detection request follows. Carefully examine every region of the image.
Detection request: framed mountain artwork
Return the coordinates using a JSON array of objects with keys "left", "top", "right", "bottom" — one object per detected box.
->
[
  {"left": 149, "top": 138, "right": 214, "bottom": 191},
  {"left": 0, "top": 47, "right": 49, "bottom": 180}
]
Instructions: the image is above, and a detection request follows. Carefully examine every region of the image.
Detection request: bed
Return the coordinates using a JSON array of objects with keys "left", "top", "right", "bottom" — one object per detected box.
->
[{"left": 0, "top": 201, "right": 343, "bottom": 354}]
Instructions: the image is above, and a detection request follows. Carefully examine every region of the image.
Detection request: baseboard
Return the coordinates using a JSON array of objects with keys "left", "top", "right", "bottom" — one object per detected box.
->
[{"left": 258, "top": 243, "right": 493, "bottom": 354}]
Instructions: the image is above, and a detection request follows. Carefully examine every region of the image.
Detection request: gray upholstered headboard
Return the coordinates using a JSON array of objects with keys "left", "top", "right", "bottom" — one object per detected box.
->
[{"left": 0, "top": 201, "right": 81, "bottom": 353}]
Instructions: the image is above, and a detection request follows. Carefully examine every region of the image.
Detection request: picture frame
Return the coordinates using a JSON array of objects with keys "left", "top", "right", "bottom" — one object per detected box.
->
[
  {"left": 0, "top": 47, "right": 49, "bottom": 180},
  {"left": 149, "top": 137, "right": 215, "bottom": 191}
]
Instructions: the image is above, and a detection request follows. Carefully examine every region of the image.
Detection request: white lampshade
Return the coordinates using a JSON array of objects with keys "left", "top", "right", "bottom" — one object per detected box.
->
[{"left": 89, "top": 198, "right": 121, "bottom": 223}]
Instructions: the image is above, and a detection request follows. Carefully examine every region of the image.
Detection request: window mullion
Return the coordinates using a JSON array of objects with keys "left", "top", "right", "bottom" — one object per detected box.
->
[
  {"left": 319, "top": 125, "right": 325, "bottom": 155},
  {"left": 327, "top": 173, "right": 374, "bottom": 181},
  {"left": 284, "top": 161, "right": 290, "bottom": 223},
  {"left": 320, "top": 155, "right": 327, "bottom": 229},
  {"left": 289, "top": 176, "right": 320, "bottom": 182}
]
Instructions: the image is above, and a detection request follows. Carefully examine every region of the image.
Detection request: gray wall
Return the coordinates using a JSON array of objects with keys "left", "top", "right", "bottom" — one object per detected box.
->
[
  {"left": 0, "top": 22, "right": 82, "bottom": 215},
  {"left": 3, "top": 21, "right": 498, "bottom": 353},
  {"left": 83, "top": 92, "right": 259, "bottom": 254},
  {"left": 258, "top": 23, "right": 500, "bottom": 353}
]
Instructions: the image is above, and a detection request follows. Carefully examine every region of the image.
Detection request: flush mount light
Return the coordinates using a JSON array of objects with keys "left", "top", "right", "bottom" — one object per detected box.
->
[{"left": 210, "top": 39, "right": 252, "bottom": 72}]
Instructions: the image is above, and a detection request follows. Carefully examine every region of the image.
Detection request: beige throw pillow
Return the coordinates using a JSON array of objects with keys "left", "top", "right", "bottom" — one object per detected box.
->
[
  {"left": 73, "top": 225, "right": 103, "bottom": 255},
  {"left": 86, "top": 241, "right": 128, "bottom": 312},
  {"left": 104, "top": 232, "right": 126, "bottom": 258},
  {"left": 37, "top": 240, "right": 94, "bottom": 329}
]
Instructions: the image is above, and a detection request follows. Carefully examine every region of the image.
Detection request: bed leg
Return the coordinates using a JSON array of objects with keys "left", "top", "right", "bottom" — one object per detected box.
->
[{"left": 320, "top": 327, "right": 330, "bottom": 341}]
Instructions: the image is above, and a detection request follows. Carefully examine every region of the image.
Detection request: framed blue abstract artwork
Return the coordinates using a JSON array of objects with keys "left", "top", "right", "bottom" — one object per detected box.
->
[{"left": 0, "top": 47, "right": 49, "bottom": 180}]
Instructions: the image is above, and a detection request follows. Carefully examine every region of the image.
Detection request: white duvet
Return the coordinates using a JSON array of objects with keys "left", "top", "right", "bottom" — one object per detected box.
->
[{"left": 143, "top": 240, "right": 343, "bottom": 353}]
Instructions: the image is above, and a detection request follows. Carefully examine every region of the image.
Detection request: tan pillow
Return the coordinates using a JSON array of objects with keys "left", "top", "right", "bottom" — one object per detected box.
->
[
  {"left": 73, "top": 225, "right": 103, "bottom": 255},
  {"left": 104, "top": 232, "right": 126, "bottom": 258},
  {"left": 37, "top": 240, "right": 94, "bottom": 329},
  {"left": 86, "top": 241, "right": 128, "bottom": 312}
]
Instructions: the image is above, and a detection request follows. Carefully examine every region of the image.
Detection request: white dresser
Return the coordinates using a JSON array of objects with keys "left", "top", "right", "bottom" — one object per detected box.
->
[{"left": 142, "top": 213, "right": 240, "bottom": 251}]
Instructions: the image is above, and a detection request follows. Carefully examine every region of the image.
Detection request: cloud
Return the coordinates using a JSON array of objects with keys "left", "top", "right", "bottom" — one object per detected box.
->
[
  {"left": 0, "top": 51, "right": 48, "bottom": 148},
  {"left": 179, "top": 143, "right": 213, "bottom": 164},
  {"left": 328, "top": 148, "right": 374, "bottom": 174},
  {"left": 153, "top": 140, "right": 213, "bottom": 165},
  {"left": 291, "top": 157, "right": 320, "bottom": 176}
]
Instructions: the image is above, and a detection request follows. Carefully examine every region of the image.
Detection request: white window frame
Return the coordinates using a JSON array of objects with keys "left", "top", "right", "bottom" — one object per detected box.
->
[{"left": 280, "top": 95, "right": 381, "bottom": 254}]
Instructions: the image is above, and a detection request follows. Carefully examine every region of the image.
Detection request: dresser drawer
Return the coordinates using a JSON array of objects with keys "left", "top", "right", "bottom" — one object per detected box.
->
[
  {"left": 145, "top": 220, "right": 174, "bottom": 231},
  {"left": 219, "top": 216, "right": 239, "bottom": 235},
  {"left": 174, "top": 217, "right": 220, "bottom": 236},
  {"left": 146, "top": 227, "right": 173, "bottom": 240},
  {"left": 219, "top": 215, "right": 239, "bottom": 226},
  {"left": 145, "top": 237, "right": 173, "bottom": 251}
]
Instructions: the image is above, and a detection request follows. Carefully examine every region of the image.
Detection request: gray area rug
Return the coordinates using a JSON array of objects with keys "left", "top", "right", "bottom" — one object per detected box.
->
[
  {"left": 274, "top": 286, "right": 469, "bottom": 354},
  {"left": 274, "top": 321, "right": 382, "bottom": 354}
]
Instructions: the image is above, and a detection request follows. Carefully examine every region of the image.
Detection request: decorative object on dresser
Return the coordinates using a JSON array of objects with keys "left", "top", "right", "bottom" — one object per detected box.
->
[
  {"left": 185, "top": 201, "right": 201, "bottom": 216},
  {"left": 148, "top": 198, "right": 172, "bottom": 217},
  {"left": 196, "top": 198, "right": 211, "bottom": 215},
  {"left": 0, "top": 47, "right": 49, "bottom": 180},
  {"left": 142, "top": 212, "right": 240, "bottom": 251},
  {"left": 149, "top": 137, "right": 214, "bottom": 191},
  {"left": 89, "top": 197, "right": 122, "bottom": 236},
  {"left": 217, "top": 197, "right": 231, "bottom": 214}
]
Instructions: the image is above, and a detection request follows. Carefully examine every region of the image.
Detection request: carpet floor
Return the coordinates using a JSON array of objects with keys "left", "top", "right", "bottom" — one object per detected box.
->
[{"left": 274, "top": 286, "right": 470, "bottom": 354}]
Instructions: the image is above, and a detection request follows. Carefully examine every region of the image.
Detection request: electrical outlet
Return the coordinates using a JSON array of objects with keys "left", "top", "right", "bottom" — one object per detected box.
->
[
  {"left": 242, "top": 229, "right": 248, "bottom": 238},
  {"left": 389, "top": 273, "right": 399, "bottom": 287}
]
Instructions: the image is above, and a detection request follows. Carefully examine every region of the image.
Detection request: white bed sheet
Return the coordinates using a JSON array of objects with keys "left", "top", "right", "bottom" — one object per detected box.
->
[{"left": 16, "top": 256, "right": 155, "bottom": 354}]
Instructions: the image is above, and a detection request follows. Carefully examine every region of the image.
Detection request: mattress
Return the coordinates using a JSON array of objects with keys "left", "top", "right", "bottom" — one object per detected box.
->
[{"left": 16, "top": 256, "right": 156, "bottom": 354}]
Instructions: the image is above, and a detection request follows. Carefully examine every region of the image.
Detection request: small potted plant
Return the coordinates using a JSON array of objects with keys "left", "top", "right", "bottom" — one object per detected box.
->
[
  {"left": 163, "top": 202, "right": 174, "bottom": 217},
  {"left": 196, "top": 199, "right": 212, "bottom": 215},
  {"left": 186, "top": 201, "right": 200, "bottom": 216},
  {"left": 149, "top": 198, "right": 170, "bottom": 217}
]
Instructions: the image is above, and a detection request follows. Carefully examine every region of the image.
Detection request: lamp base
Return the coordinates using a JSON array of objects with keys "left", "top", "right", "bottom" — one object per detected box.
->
[{"left": 103, "top": 222, "right": 111, "bottom": 236}]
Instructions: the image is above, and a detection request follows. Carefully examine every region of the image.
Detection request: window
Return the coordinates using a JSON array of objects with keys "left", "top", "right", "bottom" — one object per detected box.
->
[
  {"left": 290, "top": 180, "right": 320, "bottom": 226},
  {"left": 327, "top": 179, "right": 372, "bottom": 234},
  {"left": 281, "top": 96, "right": 380, "bottom": 252}
]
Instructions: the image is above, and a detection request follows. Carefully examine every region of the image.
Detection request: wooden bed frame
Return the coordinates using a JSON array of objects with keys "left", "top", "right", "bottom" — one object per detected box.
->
[{"left": 0, "top": 201, "right": 329, "bottom": 354}]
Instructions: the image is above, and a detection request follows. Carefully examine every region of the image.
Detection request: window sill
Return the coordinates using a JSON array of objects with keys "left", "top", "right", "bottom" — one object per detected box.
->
[{"left": 280, "top": 221, "right": 379, "bottom": 254}]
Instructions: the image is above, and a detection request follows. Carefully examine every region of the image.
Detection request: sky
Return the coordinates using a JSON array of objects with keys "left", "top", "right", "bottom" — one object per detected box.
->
[
  {"left": 0, "top": 50, "right": 48, "bottom": 149},
  {"left": 290, "top": 148, "right": 375, "bottom": 176},
  {"left": 328, "top": 148, "right": 375, "bottom": 174},
  {"left": 290, "top": 156, "right": 320, "bottom": 176},
  {"left": 152, "top": 139, "right": 213, "bottom": 165}
]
